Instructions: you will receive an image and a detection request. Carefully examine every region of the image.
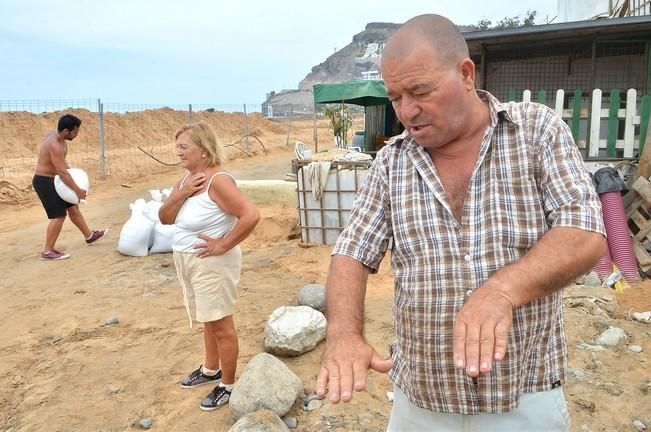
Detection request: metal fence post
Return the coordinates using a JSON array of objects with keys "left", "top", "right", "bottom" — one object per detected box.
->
[
  {"left": 98, "top": 99, "right": 106, "bottom": 178},
  {"left": 286, "top": 104, "right": 293, "bottom": 146},
  {"left": 189, "top": 104, "right": 193, "bottom": 123},
  {"left": 243, "top": 103, "right": 250, "bottom": 151},
  {"left": 313, "top": 101, "right": 318, "bottom": 152}
]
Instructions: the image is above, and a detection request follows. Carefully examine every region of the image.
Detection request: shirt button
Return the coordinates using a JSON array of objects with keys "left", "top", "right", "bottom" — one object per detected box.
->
[
  {"left": 466, "top": 290, "right": 473, "bottom": 297},
  {"left": 464, "top": 254, "right": 472, "bottom": 262}
]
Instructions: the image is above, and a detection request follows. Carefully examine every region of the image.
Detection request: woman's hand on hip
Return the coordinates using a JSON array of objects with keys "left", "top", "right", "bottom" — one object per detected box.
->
[{"left": 194, "top": 234, "right": 228, "bottom": 257}]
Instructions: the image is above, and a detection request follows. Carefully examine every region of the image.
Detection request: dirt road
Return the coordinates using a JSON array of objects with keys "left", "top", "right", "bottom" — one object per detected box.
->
[{"left": 1, "top": 147, "right": 650, "bottom": 431}]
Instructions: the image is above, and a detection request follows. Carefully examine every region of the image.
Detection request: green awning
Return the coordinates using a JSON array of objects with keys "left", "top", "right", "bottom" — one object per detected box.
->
[{"left": 313, "top": 80, "right": 389, "bottom": 107}]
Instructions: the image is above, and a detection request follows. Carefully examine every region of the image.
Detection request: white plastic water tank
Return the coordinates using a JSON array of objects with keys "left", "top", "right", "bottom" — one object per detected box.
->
[{"left": 297, "top": 163, "right": 369, "bottom": 244}]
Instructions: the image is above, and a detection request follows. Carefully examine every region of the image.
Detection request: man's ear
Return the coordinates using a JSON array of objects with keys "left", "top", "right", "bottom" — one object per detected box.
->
[{"left": 459, "top": 58, "right": 476, "bottom": 90}]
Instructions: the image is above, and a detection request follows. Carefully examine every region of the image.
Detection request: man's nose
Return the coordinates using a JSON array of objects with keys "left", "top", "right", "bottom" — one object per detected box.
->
[{"left": 399, "top": 95, "right": 420, "bottom": 122}]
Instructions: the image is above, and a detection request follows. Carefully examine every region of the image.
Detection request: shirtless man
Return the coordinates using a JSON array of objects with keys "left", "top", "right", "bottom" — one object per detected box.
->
[{"left": 32, "top": 114, "right": 108, "bottom": 261}]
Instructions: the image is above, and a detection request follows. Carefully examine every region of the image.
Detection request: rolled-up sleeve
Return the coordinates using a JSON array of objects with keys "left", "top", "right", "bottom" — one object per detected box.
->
[
  {"left": 537, "top": 114, "right": 606, "bottom": 236},
  {"left": 332, "top": 150, "right": 393, "bottom": 272}
]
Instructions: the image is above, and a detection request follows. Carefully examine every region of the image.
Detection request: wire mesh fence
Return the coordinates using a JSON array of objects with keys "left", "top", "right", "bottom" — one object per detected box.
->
[
  {"left": 0, "top": 99, "right": 324, "bottom": 194},
  {"left": 477, "top": 39, "right": 649, "bottom": 103}
]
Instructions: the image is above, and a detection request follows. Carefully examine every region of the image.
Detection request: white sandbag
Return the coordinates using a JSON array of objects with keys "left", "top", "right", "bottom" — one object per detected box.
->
[
  {"left": 149, "top": 189, "right": 163, "bottom": 202},
  {"left": 54, "top": 168, "right": 89, "bottom": 204},
  {"left": 117, "top": 199, "right": 155, "bottom": 257},
  {"left": 149, "top": 222, "right": 175, "bottom": 254},
  {"left": 143, "top": 200, "right": 163, "bottom": 223}
]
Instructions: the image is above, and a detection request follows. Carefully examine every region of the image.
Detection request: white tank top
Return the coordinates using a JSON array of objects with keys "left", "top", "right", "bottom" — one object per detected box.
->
[{"left": 172, "top": 171, "right": 237, "bottom": 253}]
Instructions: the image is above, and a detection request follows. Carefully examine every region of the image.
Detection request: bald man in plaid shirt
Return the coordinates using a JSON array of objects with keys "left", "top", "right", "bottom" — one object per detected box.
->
[{"left": 316, "top": 14, "right": 606, "bottom": 431}]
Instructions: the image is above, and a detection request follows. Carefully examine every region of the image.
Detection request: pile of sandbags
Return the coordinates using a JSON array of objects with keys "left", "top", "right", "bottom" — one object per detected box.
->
[{"left": 118, "top": 188, "right": 174, "bottom": 257}]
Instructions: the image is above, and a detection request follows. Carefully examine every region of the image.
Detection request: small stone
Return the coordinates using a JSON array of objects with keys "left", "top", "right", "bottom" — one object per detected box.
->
[
  {"left": 303, "top": 393, "right": 324, "bottom": 412},
  {"left": 570, "top": 368, "right": 586, "bottom": 379},
  {"left": 107, "top": 386, "right": 122, "bottom": 395},
  {"left": 161, "top": 263, "right": 170, "bottom": 268},
  {"left": 386, "top": 391, "right": 394, "bottom": 401},
  {"left": 576, "top": 343, "right": 605, "bottom": 352},
  {"left": 105, "top": 316, "right": 120, "bottom": 326},
  {"left": 138, "top": 418, "right": 153, "bottom": 429},
  {"left": 633, "top": 420, "right": 646, "bottom": 431},
  {"left": 595, "top": 327, "right": 627, "bottom": 347},
  {"left": 11, "top": 375, "right": 23, "bottom": 388},
  {"left": 585, "top": 359, "right": 601, "bottom": 370},
  {"left": 583, "top": 271, "right": 601, "bottom": 287},
  {"left": 574, "top": 398, "right": 596, "bottom": 413},
  {"left": 640, "top": 382, "right": 651, "bottom": 394},
  {"left": 602, "top": 382, "right": 624, "bottom": 396},
  {"left": 305, "top": 399, "right": 322, "bottom": 411},
  {"left": 633, "top": 311, "right": 651, "bottom": 323},
  {"left": 282, "top": 416, "right": 298, "bottom": 429},
  {"left": 629, "top": 345, "right": 644, "bottom": 353}
]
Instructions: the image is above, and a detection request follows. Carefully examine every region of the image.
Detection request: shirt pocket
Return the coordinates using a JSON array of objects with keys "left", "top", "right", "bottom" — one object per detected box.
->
[{"left": 490, "top": 175, "right": 547, "bottom": 252}]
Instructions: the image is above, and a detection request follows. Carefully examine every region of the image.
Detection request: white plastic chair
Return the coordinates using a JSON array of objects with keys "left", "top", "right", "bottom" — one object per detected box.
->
[{"left": 295, "top": 141, "right": 312, "bottom": 160}]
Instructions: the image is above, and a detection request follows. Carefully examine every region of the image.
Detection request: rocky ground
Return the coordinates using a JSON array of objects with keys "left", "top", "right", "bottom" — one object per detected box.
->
[{"left": 0, "top": 147, "right": 650, "bottom": 431}]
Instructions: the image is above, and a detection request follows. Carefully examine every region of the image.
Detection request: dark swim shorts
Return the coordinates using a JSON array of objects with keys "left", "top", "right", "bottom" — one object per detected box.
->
[{"left": 32, "top": 174, "right": 74, "bottom": 219}]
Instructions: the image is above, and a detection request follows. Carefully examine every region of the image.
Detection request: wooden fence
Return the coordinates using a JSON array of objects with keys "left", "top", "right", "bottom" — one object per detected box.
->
[{"left": 507, "top": 89, "right": 651, "bottom": 160}]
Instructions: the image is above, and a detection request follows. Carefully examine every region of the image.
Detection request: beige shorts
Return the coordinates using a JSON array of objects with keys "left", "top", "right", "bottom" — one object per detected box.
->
[{"left": 173, "top": 246, "right": 241, "bottom": 327}]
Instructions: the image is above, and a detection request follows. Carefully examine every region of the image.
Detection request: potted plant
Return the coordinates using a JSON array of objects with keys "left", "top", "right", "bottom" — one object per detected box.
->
[{"left": 324, "top": 103, "right": 352, "bottom": 148}]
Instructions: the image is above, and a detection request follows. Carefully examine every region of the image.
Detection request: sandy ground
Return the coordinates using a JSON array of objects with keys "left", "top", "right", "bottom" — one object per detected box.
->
[{"left": 1, "top": 146, "right": 651, "bottom": 432}]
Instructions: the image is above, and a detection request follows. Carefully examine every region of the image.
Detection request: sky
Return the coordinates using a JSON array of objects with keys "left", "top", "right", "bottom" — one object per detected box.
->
[{"left": 0, "top": 0, "right": 559, "bottom": 107}]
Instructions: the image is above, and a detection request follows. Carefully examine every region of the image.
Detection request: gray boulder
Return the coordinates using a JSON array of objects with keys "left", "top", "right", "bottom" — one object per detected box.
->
[
  {"left": 230, "top": 353, "right": 302, "bottom": 421},
  {"left": 297, "top": 284, "right": 326, "bottom": 311}
]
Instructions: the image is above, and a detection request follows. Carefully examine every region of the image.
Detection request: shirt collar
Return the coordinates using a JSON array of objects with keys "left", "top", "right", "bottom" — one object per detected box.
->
[
  {"left": 393, "top": 89, "right": 518, "bottom": 151},
  {"left": 476, "top": 89, "right": 517, "bottom": 128}
]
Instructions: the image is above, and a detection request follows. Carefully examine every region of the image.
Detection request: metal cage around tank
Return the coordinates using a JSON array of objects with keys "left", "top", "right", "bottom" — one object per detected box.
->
[{"left": 293, "top": 159, "right": 372, "bottom": 245}]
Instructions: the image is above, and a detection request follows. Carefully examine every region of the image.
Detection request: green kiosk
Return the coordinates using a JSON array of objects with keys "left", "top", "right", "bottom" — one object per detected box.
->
[{"left": 312, "top": 80, "right": 402, "bottom": 154}]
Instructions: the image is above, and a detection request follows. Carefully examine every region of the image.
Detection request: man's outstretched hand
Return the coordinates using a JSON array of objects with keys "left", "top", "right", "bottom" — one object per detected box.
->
[
  {"left": 315, "top": 333, "right": 393, "bottom": 403},
  {"left": 452, "top": 287, "right": 514, "bottom": 377}
]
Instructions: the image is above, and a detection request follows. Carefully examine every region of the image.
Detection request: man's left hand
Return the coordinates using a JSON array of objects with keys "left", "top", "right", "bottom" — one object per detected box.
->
[
  {"left": 193, "top": 234, "right": 228, "bottom": 258},
  {"left": 452, "top": 287, "right": 514, "bottom": 377}
]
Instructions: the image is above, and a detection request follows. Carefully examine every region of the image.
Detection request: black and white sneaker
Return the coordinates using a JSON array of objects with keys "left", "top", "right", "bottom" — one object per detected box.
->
[
  {"left": 180, "top": 365, "right": 222, "bottom": 389},
  {"left": 200, "top": 385, "right": 231, "bottom": 411}
]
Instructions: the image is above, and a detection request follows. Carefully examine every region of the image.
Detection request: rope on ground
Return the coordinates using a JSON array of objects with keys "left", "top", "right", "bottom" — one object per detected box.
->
[
  {"left": 137, "top": 146, "right": 180, "bottom": 166},
  {"left": 137, "top": 135, "right": 267, "bottom": 166},
  {"left": 224, "top": 135, "right": 267, "bottom": 155}
]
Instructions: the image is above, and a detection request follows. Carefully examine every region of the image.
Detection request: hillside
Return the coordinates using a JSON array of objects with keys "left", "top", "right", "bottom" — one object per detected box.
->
[{"left": 262, "top": 22, "right": 474, "bottom": 115}]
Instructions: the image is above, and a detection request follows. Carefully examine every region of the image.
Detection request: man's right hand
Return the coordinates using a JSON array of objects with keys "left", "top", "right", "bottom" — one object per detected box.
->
[
  {"left": 315, "top": 333, "right": 393, "bottom": 403},
  {"left": 75, "top": 188, "right": 87, "bottom": 201}
]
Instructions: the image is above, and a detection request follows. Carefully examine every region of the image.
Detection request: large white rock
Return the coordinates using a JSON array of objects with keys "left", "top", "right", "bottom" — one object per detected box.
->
[
  {"left": 264, "top": 306, "right": 326, "bottom": 356},
  {"left": 230, "top": 353, "right": 302, "bottom": 421}
]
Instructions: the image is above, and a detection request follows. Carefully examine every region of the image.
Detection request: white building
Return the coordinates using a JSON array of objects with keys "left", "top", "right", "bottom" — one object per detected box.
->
[{"left": 558, "top": 0, "right": 651, "bottom": 21}]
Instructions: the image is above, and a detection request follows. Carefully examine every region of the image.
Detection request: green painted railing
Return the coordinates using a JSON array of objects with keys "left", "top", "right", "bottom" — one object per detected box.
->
[{"left": 505, "top": 88, "right": 651, "bottom": 159}]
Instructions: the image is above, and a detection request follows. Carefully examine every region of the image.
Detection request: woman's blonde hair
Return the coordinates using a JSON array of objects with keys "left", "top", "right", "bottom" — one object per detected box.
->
[{"left": 174, "top": 122, "right": 224, "bottom": 166}]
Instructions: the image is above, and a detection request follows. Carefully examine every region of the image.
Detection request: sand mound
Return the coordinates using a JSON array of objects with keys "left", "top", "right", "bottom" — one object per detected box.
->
[{"left": 0, "top": 108, "right": 334, "bottom": 199}]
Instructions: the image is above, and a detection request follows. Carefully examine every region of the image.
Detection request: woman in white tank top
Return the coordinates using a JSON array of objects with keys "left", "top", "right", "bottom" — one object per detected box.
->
[{"left": 159, "top": 122, "right": 260, "bottom": 412}]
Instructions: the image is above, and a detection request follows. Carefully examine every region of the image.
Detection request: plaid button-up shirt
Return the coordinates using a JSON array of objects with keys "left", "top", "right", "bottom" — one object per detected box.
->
[{"left": 332, "top": 90, "right": 605, "bottom": 414}]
